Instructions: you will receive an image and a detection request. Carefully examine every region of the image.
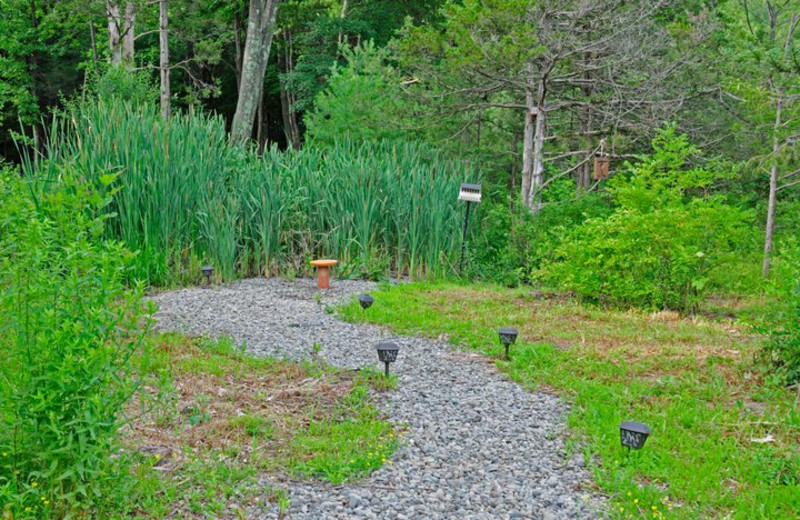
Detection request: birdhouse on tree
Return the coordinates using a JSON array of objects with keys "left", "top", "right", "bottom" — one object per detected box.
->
[{"left": 593, "top": 139, "right": 610, "bottom": 180}]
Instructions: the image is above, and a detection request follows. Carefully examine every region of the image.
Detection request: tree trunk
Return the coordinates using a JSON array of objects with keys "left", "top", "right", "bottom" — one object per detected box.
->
[
  {"left": 527, "top": 105, "right": 547, "bottom": 211},
  {"left": 108, "top": 1, "right": 122, "bottom": 66},
  {"left": 278, "top": 31, "right": 301, "bottom": 149},
  {"left": 509, "top": 132, "right": 520, "bottom": 210},
  {"left": 763, "top": 90, "right": 783, "bottom": 278},
  {"left": 89, "top": 21, "right": 100, "bottom": 74},
  {"left": 256, "top": 91, "right": 265, "bottom": 151},
  {"left": 521, "top": 84, "right": 535, "bottom": 208},
  {"left": 521, "top": 63, "right": 547, "bottom": 213},
  {"left": 231, "top": 0, "right": 281, "bottom": 144},
  {"left": 233, "top": 14, "right": 243, "bottom": 87},
  {"left": 159, "top": 0, "right": 170, "bottom": 118},
  {"left": 122, "top": 2, "right": 136, "bottom": 68}
]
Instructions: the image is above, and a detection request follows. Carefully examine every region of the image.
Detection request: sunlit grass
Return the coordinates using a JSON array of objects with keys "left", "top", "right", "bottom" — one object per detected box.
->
[{"left": 340, "top": 282, "right": 800, "bottom": 519}]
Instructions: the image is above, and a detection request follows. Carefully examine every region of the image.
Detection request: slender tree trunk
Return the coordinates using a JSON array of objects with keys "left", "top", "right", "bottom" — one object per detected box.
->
[
  {"left": 89, "top": 21, "right": 100, "bottom": 74},
  {"left": 520, "top": 65, "right": 535, "bottom": 209},
  {"left": 509, "top": 132, "right": 520, "bottom": 211},
  {"left": 108, "top": 1, "right": 123, "bottom": 66},
  {"left": 337, "top": 0, "right": 348, "bottom": 48},
  {"left": 256, "top": 92, "right": 265, "bottom": 151},
  {"left": 122, "top": 2, "right": 136, "bottom": 68},
  {"left": 763, "top": 90, "right": 783, "bottom": 278},
  {"left": 159, "top": 0, "right": 170, "bottom": 118},
  {"left": 521, "top": 63, "right": 547, "bottom": 212},
  {"left": 27, "top": 0, "right": 42, "bottom": 154},
  {"left": 233, "top": 14, "right": 243, "bottom": 87},
  {"left": 231, "top": 0, "right": 281, "bottom": 143},
  {"left": 527, "top": 104, "right": 547, "bottom": 211},
  {"left": 278, "top": 31, "right": 301, "bottom": 149}
]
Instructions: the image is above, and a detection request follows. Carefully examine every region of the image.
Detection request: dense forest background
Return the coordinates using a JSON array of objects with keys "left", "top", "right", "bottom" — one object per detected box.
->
[{"left": 3, "top": 0, "right": 800, "bottom": 300}]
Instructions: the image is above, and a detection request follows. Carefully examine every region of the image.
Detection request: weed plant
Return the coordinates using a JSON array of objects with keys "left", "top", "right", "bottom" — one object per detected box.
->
[{"left": 0, "top": 168, "right": 150, "bottom": 517}]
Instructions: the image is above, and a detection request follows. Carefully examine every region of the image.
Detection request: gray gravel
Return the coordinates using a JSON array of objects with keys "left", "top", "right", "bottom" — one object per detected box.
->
[{"left": 151, "top": 278, "right": 603, "bottom": 520}]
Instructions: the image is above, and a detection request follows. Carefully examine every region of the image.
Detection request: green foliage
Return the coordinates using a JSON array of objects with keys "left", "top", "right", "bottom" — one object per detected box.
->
[
  {"left": 545, "top": 127, "right": 754, "bottom": 310},
  {"left": 92, "top": 67, "right": 158, "bottom": 105},
  {"left": 26, "top": 100, "right": 475, "bottom": 285},
  {"left": 0, "top": 166, "right": 149, "bottom": 517},
  {"left": 759, "top": 240, "right": 800, "bottom": 385},
  {"left": 471, "top": 182, "right": 613, "bottom": 287},
  {"left": 305, "top": 41, "right": 409, "bottom": 145}
]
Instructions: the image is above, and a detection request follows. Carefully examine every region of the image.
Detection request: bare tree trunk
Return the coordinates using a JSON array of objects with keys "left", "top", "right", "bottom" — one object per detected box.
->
[
  {"left": 278, "top": 31, "right": 301, "bottom": 149},
  {"left": 763, "top": 90, "right": 783, "bottom": 278},
  {"left": 231, "top": 0, "right": 281, "bottom": 143},
  {"left": 122, "top": 2, "right": 136, "bottom": 68},
  {"left": 89, "top": 21, "right": 100, "bottom": 74},
  {"left": 527, "top": 105, "right": 547, "bottom": 211},
  {"left": 509, "top": 132, "right": 520, "bottom": 210},
  {"left": 233, "top": 14, "right": 243, "bottom": 87},
  {"left": 521, "top": 63, "right": 547, "bottom": 213},
  {"left": 256, "top": 93, "right": 265, "bottom": 151},
  {"left": 159, "top": 0, "right": 170, "bottom": 118},
  {"left": 520, "top": 67, "right": 535, "bottom": 209},
  {"left": 337, "top": 0, "right": 348, "bottom": 48},
  {"left": 108, "top": 1, "right": 123, "bottom": 66}
]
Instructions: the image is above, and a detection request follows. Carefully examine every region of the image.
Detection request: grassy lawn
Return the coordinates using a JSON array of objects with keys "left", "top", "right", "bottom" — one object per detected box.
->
[
  {"left": 118, "top": 334, "right": 398, "bottom": 518},
  {"left": 339, "top": 282, "right": 800, "bottom": 519}
]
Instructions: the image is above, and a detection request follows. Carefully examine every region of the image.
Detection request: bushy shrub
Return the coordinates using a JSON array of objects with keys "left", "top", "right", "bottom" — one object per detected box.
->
[
  {"left": 544, "top": 126, "right": 753, "bottom": 310},
  {"left": 0, "top": 168, "right": 148, "bottom": 516},
  {"left": 759, "top": 240, "right": 800, "bottom": 385},
  {"left": 305, "top": 41, "right": 410, "bottom": 145}
]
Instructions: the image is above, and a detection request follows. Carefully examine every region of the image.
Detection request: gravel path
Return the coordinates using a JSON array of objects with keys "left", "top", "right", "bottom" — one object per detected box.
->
[{"left": 151, "top": 278, "right": 602, "bottom": 520}]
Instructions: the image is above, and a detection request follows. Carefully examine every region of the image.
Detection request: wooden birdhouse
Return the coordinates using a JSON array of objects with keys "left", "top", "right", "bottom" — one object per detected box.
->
[
  {"left": 593, "top": 156, "right": 610, "bottom": 180},
  {"left": 593, "top": 138, "right": 610, "bottom": 180}
]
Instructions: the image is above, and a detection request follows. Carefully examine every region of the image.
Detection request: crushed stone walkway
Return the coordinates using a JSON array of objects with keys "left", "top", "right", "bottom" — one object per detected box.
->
[{"left": 152, "top": 278, "right": 602, "bottom": 520}]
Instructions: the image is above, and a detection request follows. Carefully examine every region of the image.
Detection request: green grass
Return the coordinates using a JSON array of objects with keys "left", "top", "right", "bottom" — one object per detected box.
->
[
  {"left": 339, "top": 282, "right": 800, "bottom": 519},
  {"left": 119, "top": 333, "right": 399, "bottom": 518}
]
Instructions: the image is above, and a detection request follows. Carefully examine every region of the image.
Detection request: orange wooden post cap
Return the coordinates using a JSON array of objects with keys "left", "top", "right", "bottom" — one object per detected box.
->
[{"left": 310, "top": 259, "right": 338, "bottom": 289}]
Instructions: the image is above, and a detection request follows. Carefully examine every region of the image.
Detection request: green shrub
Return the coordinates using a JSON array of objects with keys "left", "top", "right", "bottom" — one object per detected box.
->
[
  {"left": 544, "top": 126, "right": 753, "bottom": 310},
  {"left": 0, "top": 168, "right": 148, "bottom": 516},
  {"left": 305, "top": 41, "right": 410, "bottom": 145},
  {"left": 759, "top": 239, "right": 800, "bottom": 385}
]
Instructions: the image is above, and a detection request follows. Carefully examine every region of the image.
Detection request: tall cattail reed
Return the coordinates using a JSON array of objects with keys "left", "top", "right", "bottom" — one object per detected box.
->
[{"left": 24, "top": 101, "right": 478, "bottom": 285}]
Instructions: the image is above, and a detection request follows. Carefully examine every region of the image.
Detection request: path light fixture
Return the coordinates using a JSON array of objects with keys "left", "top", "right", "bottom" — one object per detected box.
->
[
  {"left": 619, "top": 421, "right": 652, "bottom": 450},
  {"left": 359, "top": 293, "right": 374, "bottom": 310},
  {"left": 376, "top": 341, "right": 400, "bottom": 377},
  {"left": 458, "top": 183, "right": 481, "bottom": 273},
  {"left": 201, "top": 265, "right": 214, "bottom": 286},
  {"left": 498, "top": 327, "right": 518, "bottom": 360}
]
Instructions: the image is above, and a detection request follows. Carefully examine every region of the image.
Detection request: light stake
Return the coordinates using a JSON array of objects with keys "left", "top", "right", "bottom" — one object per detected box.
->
[
  {"left": 498, "top": 327, "right": 518, "bottom": 360},
  {"left": 376, "top": 341, "right": 399, "bottom": 378},
  {"left": 201, "top": 265, "right": 214, "bottom": 286},
  {"left": 358, "top": 293, "right": 374, "bottom": 310},
  {"left": 619, "top": 421, "right": 652, "bottom": 450}
]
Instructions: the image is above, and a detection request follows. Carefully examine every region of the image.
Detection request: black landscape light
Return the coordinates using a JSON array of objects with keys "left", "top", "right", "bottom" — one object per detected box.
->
[
  {"left": 359, "top": 293, "right": 374, "bottom": 310},
  {"left": 201, "top": 265, "right": 214, "bottom": 286},
  {"left": 619, "top": 421, "right": 652, "bottom": 450},
  {"left": 376, "top": 341, "right": 400, "bottom": 377},
  {"left": 498, "top": 327, "right": 518, "bottom": 360}
]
